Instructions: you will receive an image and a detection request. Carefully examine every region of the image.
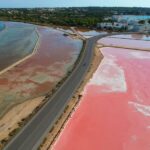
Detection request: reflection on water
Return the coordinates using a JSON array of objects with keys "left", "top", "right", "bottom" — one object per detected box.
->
[
  {"left": 109, "top": 34, "right": 150, "bottom": 41},
  {"left": 0, "top": 22, "right": 38, "bottom": 71},
  {"left": 98, "top": 36, "right": 150, "bottom": 50},
  {"left": 0, "top": 24, "right": 83, "bottom": 117},
  {"left": 0, "top": 22, "right": 5, "bottom": 31}
]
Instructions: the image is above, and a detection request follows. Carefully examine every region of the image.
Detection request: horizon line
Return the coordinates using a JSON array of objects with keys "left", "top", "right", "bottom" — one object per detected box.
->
[{"left": 0, "top": 6, "right": 150, "bottom": 9}]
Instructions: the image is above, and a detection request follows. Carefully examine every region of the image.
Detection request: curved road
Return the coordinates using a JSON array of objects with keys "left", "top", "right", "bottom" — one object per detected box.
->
[{"left": 4, "top": 34, "right": 107, "bottom": 150}]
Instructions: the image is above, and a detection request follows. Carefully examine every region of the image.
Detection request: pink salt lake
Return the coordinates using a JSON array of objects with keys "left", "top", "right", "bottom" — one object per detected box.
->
[{"left": 53, "top": 36, "right": 150, "bottom": 150}]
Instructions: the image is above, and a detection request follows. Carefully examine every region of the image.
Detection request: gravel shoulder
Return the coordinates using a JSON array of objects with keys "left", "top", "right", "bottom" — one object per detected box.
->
[{"left": 40, "top": 44, "right": 104, "bottom": 150}]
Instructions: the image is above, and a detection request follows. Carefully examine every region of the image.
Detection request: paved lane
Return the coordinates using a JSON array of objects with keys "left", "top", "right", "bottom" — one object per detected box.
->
[{"left": 4, "top": 34, "right": 106, "bottom": 150}]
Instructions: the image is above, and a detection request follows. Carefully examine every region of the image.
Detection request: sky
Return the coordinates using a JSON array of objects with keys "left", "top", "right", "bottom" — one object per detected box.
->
[{"left": 0, "top": 0, "right": 150, "bottom": 8}]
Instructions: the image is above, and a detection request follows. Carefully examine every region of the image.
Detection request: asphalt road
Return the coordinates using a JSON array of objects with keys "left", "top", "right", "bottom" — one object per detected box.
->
[{"left": 4, "top": 34, "right": 106, "bottom": 150}]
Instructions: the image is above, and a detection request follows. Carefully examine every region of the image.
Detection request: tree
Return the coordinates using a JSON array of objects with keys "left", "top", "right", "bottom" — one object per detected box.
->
[{"left": 138, "top": 20, "right": 145, "bottom": 24}]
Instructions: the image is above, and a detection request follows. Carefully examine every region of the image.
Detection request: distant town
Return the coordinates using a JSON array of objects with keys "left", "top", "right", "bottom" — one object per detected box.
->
[{"left": 1, "top": 7, "right": 150, "bottom": 33}]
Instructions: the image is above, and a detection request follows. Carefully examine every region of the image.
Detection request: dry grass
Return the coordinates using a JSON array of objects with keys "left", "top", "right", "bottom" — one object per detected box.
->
[{"left": 0, "top": 96, "right": 44, "bottom": 149}]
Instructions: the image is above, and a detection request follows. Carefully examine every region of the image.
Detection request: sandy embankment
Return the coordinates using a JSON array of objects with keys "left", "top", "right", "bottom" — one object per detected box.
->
[
  {"left": 0, "top": 96, "right": 44, "bottom": 142},
  {"left": 0, "top": 28, "right": 41, "bottom": 147},
  {"left": 40, "top": 43, "right": 104, "bottom": 150},
  {"left": 0, "top": 26, "right": 88, "bottom": 148}
]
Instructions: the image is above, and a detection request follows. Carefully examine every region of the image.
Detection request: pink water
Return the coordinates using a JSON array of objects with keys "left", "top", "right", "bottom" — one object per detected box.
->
[
  {"left": 108, "top": 34, "right": 150, "bottom": 41},
  {"left": 0, "top": 26, "right": 82, "bottom": 117},
  {"left": 98, "top": 37, "right": 150, "bottom": 50},
  {"left": 53, "top": 47, "right": 150, "bottom": 150}
]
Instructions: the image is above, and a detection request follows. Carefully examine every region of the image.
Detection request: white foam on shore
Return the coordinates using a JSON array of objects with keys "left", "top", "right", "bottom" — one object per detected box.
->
[
  {"left": 131, "top": 51, "right": 150, "bottom": 59},
  {"left": 129, "top": 101, "right": 150, "bottom": 117}
]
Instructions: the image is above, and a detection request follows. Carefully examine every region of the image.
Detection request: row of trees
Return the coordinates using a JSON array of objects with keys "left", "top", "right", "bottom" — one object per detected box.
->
[
  {"left": 0, "top": 7, "right": 150, "bottom": 28},
  {"left": 0, "top": 8, "right": 105, "bottom": 27},
  {"left": 138, "top": 20, "right": 150, "bottom": 24}
]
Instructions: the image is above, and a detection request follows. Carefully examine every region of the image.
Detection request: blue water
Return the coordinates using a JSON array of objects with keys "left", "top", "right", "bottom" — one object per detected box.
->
[
  {"left": 0, "top": 22, "right": 38, "bottom": 71},
  {"left": 0, "top": 22, "right": 5, "bottom": 31},
  {"left": 114, "top": 15, "right": 150, "bottom": 22}
]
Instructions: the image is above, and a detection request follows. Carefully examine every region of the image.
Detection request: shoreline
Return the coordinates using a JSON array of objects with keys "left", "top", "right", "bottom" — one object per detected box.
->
[
  {"left": 0, "top": 96, "right": 45, "bottom": 149},
  {"left": 50, "top": 38, "right": 150, "bottom": 150},
  {"left": 0, "top": 25, "right": 85, "bottom": 149},
  {"left": 40, "top": 43, "right": 104, "bottom": 150},
  {"left": 0, "top": 26, "right": 40, "bottom": 76},
  {"left": 0, "top": 27, "right": 40, "bottom": 149}
]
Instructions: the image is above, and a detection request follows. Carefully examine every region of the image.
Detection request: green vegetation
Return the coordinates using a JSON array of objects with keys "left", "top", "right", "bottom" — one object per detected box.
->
[
  {"left": 0, "top": 7, "right": 150, "bottom": 28},
  {"left": 138, "top": 20, "right": 145, "bottom": 24}
]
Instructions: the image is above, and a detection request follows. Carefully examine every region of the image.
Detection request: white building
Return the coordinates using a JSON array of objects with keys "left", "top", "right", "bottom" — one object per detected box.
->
[
  {"left": 97, "top": 22, "right": 128, "bottom": 30},
  {"left": 140, "top": 20, "right": 150, "bottom": 33},
  {"left": 113, "top": 22, "right": 128, "bottom": 29},
  {"left": 97, "top": 22, "right": 113, "bottom": 29}
]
